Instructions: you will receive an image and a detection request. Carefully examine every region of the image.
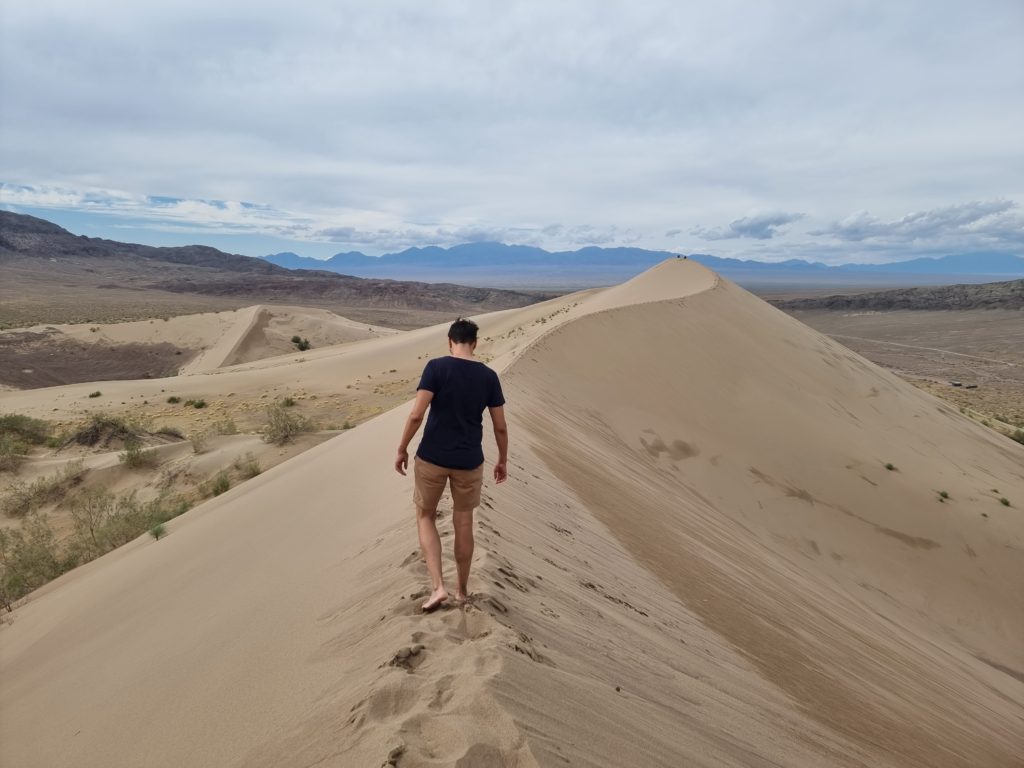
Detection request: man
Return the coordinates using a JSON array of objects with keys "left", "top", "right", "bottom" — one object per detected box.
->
[{"left": 395, "top": 318, "right": 508, "bottom": 611}]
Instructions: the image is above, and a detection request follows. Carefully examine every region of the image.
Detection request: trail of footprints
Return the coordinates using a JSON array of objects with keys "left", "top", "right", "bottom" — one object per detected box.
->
[
  {"left": 356, "top": 482, "right": 653, "bottom": 765},
  {"left": 348, "top": 496, "right": 551, "bottom": 766}
]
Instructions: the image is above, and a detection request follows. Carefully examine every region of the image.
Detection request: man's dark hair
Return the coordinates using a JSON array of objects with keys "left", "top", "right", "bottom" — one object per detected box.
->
[{"left": 448, "top": 318, "right": 479, "bottom": 344}]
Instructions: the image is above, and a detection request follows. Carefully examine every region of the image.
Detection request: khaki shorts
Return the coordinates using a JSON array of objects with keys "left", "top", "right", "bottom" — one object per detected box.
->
[{"left": 413, "top": 456, "right": 484, "bottom": 512}]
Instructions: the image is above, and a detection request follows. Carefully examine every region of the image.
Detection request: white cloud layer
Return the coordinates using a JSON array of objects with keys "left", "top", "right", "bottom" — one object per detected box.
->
[{"left": 1, "top": 1, "right": 1022, "bottom": 262}]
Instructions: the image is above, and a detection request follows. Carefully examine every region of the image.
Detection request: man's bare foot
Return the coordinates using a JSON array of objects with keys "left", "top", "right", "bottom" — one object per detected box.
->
[
  {"left": 422, "top": 587, "right": 448, "bottom": 612},
  {"left": 455, "top": 590, "right": 471, "bottom": 604}
]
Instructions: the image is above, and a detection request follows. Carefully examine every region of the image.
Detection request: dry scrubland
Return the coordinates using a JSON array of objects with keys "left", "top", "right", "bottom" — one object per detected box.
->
[
  {"left": 790, "top": 308, "right": 1024, "bottom": 437},
  {"left": 1, "top": 260, "right": 1022, "bottom": 767}
]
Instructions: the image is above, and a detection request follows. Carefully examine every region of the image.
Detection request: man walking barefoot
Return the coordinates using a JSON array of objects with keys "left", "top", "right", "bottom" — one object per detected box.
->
[{"left": 395, "top": 318, "right": 508, "bottom": 611}]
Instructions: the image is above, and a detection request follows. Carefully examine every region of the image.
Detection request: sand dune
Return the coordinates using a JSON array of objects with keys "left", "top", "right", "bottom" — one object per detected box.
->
[{"left": 1, "top": 260, "right": 1022, "bottom": 767}]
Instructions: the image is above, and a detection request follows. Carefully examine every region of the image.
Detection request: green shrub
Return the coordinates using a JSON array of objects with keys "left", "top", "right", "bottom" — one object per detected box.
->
[
  {"left": 167, "top": 396, "right": 181, "bottom": 404},
  {"left": 211, "top": 418, "right": 237, "bottom": 435},
  {"left": 0, "top": 414, "right": 52, "bottom": 445},
  {"left": 119, "top": 439, "right": 160, "bottom": 469},
  {"left": 262, "top": 403, "right": 314, "bottom": 445},
  {"left": 66, "top": 489, "right": 189, "bottom": 564},
  {"left": 292, "top": 337, "right": 311, "bottom": 351},
  {"left": 0, "top": 435, "right": 27, "bottom": 473},
  {"left": 88, "top": 391, "right": 102, "bottom": 398},
  {"left": 150, "top": 523, "right": 166, "bottom": 540},
  {"left": 184, "top": 398, "right": 207, "bottom": 409},
  {"left": 234, "top": 452, "right": 261, "bottom": 479},
  {"left": 938, "top": 490, "right": 950, "bottom": 500},
  {"left": 280, "top": 397, "right": 297, "bottom": 407},
  {"left": 210, "top": 472, "right": 231, "bottom": 497},
  {"left": 290, "top": 335, "right": 301, "bottom": 344},
  {"left": 0, "top": 513, "right": 64, "bottom": 608},
  {"left": 1000, "top": 497, "right": 1011, "bottom": 507},
  {"left": 189, "top": 432, "right": 208, "bottom": 454},
  {"left": 884, "top": 463, "right": 895, "bottom": 471},
  {"left": 1012, "top": 430, "right": 1024, "bottom": 446}
]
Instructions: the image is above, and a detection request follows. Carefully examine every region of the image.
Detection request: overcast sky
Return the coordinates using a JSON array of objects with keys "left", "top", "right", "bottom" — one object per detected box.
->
[{"left": 2, "top": 1, "right": 1022, "bottom": 262}]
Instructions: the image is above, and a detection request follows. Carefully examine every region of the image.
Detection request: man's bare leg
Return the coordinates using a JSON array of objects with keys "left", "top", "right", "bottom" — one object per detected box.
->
[
  {"left": 416, "top": 506, "right": 447, "bottom": 610},
  {"left": 452, "top": 507, "right": 474, "bottom": 601}
]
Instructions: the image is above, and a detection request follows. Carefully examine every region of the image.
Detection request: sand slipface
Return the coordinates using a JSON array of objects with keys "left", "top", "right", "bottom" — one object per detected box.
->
[{"left": 1, "top": 259, "right": 1022, "bottom": 767}]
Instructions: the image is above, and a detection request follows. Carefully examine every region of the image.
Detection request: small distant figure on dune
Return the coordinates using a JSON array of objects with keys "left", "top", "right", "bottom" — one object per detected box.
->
[{"left": 395, "top": 318, "right": 509, "bottom": 611}]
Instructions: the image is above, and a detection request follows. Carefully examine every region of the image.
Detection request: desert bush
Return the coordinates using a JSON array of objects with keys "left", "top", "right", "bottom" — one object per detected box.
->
[
  {"left": 938, "top": 490, "right": 950, "bottom": 500},
  {"left": 119, "top": 438, "right": 160, "bottom": 469},
  {"left": 88, "top": 391, "right": 102, "bottom": 398},
  {"left": 280, "top": 396, "right": 297, "bottom": 407},
  {"left": 262, "top": 403, "right": 314, "bottom": 444},
  {"left": 291, "top": 336, "right": 311, "bottom": 351},
  {"left": 190, "top": 432, "right": 208, "bottom": 454},
  {"left": 70, "top": 414, "right": 141, "bottom": 447},
  {"left": 1, "top": 460, "right": 86, "bottom": 518},
  {"left": 0, "top": 513, "right": 64, "bottom": 609},
  {"left": 66, "top": 489, "right": 189, "bottom": 563},
  {"left": 0, "top": 436, "right": 27, "bottom": 473},
  {"left": 167, "top": 396, "right": 181, "bottom": 404},
  {"left": 884, "top": 463, "right": 895, "bottom": 471},
  {"left": 184, "top": 398, "right": 207, "bottom": 409},
  {"left": 156, "top": 426, "right": 185, "bottom": 439},
  {"left": 0, "top": 414, "right": 52, "bottom": 446},
  {"left": 150, "top": 523, "right": 166, "bottom": 540},
  {"left": 234, "top": 452, "right": 261, "bottom": 479},
  {"left": 1000, "top": 497, "right": 1011, "bottom": 507},
  {"left": 210, "top": 417, "right": 237, "bottom": 436},
  {"left": 1012, "top": 430, "right": 1024, "bottom": 446},
  {"left": 210, "top": 472, "right": 231, "bottom": 497}
]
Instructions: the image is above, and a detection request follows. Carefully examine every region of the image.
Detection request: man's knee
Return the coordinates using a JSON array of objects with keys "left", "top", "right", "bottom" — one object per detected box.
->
[{"left": 416, "top": 505, "right": 438, "bottom": 519}]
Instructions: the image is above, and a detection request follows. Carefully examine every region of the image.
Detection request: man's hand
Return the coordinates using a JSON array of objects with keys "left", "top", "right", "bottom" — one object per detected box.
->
[
  {"left": 395, "top": 448, "right": 409, "bottom": 476},
  {"left": 493, "top": 461, "right": 508, "bottom": 484}
]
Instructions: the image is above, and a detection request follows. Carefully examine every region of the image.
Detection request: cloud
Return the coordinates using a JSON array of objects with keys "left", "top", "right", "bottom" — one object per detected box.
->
[
  {"left": 691, "top": 212, "right": 805, "bottom": 240},
  {"left": 810, "top": 200, "right": 1023, "bottom": 244}
]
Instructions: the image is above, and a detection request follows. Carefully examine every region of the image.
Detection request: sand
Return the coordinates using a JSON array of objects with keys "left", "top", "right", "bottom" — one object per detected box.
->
[{"left": 1, "top": 259, "right": 1022, "bottom": 767}]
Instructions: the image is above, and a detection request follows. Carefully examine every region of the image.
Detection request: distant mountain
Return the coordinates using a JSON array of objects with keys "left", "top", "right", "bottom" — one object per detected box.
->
[
  {"left": 770, "top": 278, "right": 1024, "bottom": 311},
  {"left": 264, "top": 244, "right": 1024, "bottom": 289}
]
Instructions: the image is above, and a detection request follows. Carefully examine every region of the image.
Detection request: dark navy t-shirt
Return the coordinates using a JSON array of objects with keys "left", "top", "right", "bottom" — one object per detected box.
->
[{"left": 415, "top": 356, "right": 505, "bottom": 470}]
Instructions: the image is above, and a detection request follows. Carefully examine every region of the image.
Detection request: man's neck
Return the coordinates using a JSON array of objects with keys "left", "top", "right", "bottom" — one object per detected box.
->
[{"left": 449, "top": 343, "right": 476, "bottom": 359}]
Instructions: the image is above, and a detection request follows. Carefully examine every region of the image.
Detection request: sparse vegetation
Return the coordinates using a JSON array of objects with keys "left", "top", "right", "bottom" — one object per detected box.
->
[
  {"left": 262, "top": 403, "right": 314, "bottom": 444},
  {"left": 167, "top": 395, "right": 181, "bottom": 404},
  {"left": 938, "top": 490, "right": 950, "bottom": 501},
  {"left": 1000, "top": 497, "right": 1011, "bottom": 507},
  {"left": 150, "top": 523, "right": 167, "bottom": 540},
  {"left": 71, "top": 413, "right": 142, "bottom": 447},
  {"left": 210, "top": 472, "right": 231, "bottom": 497},
  {"left": 184, "top": 398, "right": 207, "bottom": 409},
  {"left": 0, "top": 414, "right": 53, "bottom": 472},
  {"left": 1, "top": 460, "right": 87, "bottom": 518},
  {"left": 211, "top": 417, "right": 237, "bottom": 436},
  {"left": 156, "top": 426, "right": 185, "bottom": 439},
  {"left": 190, "top": 432, "right": 208, "bottom": 454},
  {"left": 280, "top": 396, "right": 297, "bottom": 407},
  {"left": 234, "top": 452, "right": 261, "bottom": 479},
  {"left": 291, "top": 335, "right": 311, "bottom": 351},
  {"left": 1012, "top": 430, "right": 1024, "bottom": 446},
  {"left": 88, "top": 391, "right": 102, "bottom": 398},
  {"left": 884, "top": 463, "right": 896, "bottom": 471},
  {"left": 0, "top": 513, "right": 63, "bottom": 609},
  {"left": 119, "top": 438, "right": 160, "bottom": 469}
]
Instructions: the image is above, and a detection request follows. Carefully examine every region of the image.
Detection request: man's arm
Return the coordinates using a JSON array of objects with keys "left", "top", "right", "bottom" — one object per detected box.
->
[
  {"left": 395, "top": 389, "right": 433, "bottom": 475},
  {"left": 489, "top": 405, "right": 508, "bottom": 483}
]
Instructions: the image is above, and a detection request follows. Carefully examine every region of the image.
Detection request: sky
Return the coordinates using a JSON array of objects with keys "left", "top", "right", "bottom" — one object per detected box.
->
[{"left": 1, "top": 0, "right": 1022, "bottom": 264}]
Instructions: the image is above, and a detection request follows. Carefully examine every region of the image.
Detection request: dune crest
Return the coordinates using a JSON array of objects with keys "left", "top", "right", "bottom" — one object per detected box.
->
[{"left": 1, "top": 260, "right": 1021, "bottom": 767}]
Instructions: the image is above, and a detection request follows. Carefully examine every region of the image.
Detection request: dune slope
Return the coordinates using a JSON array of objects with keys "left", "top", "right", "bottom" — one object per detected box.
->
[{"left": 1, "top": 260, "right": 1021, "bottom": 767}]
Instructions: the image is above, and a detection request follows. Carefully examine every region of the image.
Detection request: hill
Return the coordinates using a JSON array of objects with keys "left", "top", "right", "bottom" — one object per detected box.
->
[
  {"left": 0, "top": 212, "right": 551, "bottom": 328},
  {"left": 770, "top": 277, "right": 1024, "bottom": 311},
  {"left": 1, "top": 260, "right": 1021, "bottom": 767}
]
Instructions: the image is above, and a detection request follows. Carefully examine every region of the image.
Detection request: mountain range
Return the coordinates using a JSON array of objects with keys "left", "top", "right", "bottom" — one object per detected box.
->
[{"left": 264, "top": 243, "right": 1024, "bottom": 289}]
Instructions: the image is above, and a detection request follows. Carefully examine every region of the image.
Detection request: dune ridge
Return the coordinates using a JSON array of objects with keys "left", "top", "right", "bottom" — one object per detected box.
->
[{"left": 1, "top": 260, "right": 1021, "bottom": 767}]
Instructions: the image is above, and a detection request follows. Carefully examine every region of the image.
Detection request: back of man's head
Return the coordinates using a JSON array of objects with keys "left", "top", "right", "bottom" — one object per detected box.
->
[{"left": 448, "top": 318, "right": 479, "bottom": 344}]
